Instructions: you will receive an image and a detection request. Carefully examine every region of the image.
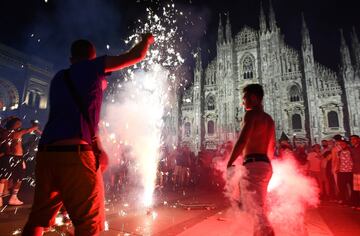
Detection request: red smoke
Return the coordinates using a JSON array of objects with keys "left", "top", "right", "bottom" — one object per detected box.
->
[{"left": 215, "top": 154, "right": 320, "bottom": 235}]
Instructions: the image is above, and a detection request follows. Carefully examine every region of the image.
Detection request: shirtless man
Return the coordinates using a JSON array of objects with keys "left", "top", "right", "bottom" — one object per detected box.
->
[
  {"left": 0, "top": 117, "right": 40, "bottom": 207},
  {"left": 227, "top": 84, "right": 275, "bottom": 236}
]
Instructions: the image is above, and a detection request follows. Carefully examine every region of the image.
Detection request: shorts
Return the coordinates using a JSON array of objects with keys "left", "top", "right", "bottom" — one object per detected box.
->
[
  {"left": 0, "top": 155, "right": 25, "bottom": 181},
  {"left": 0, "top": 155, "right": 11, "bottom": 179},
  {"left": 9, "top": 156, "right": 25, "bottom": 182},
  {"left": 25, "top": 150, "right": 105, "bottom": 235}
]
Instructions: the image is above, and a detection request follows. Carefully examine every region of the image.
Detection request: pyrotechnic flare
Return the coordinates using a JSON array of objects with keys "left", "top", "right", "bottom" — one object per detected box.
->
[{"left": 101, "top": 2, "right": 185, "bottom": 209}]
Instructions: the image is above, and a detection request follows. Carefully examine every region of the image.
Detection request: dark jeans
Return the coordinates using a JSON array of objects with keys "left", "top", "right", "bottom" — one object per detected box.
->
[
  {"left": 337, "top": 172, "right": 353, "bottom": 203},
  {"left": 353, "top": 191, "right": 360, "bottom": 207},
  {"left": 242, "top": 161, "right": 274, "bottom": 236},
  {"left": 326, "top": 162, "right": 337, "bottom": 199}
]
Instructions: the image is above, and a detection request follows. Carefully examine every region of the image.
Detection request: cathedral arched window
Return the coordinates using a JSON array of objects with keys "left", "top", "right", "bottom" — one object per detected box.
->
[
  {"left": 27, "top": 91, "right": 42, "bottom": 108},
  {"left": 34, "top": 93, "right": 41, "bottom": 108},
  {"left": 184, "top": 122, "right": 191, "bottom": 137},
  {"left": 207, "top": 95, "right": 215, "bottom": 110},
  {"left": 28, "top": 91, "right": 35, "bottom": 107},
  {"left": 328, "top": 111, "right": 339, "bottom": 128},
  {"left": 289, "top": 85, "right": 301, "bottom": 102},
  {"left": 243, "top": 56, "right": 254, "bottom": 79},
  {"left": 292, "top": 114, "right": 302, "bottom": 130},
  {"left": 207, "top": 121, "right": 215, "bottom": 135}
]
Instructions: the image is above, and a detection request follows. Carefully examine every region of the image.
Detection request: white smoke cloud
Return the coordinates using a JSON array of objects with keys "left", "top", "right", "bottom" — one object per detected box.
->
[
  {"left": 101, "top": 64, "right": 169, "bottom": 208},
  {"left": 267, "top": 158, "right": 319, "bottom": 235},
  {"left": 214, "top": 156, "right": 320, "bottom": 235}
]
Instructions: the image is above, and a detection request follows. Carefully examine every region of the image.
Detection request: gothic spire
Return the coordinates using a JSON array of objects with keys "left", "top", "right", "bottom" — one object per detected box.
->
[
  {"left": 195, "top": 47, "right": 202, "bottom": 71},
  {"left": 194, "top": 47, "right": 202, "bottom": 85},
  {"left": 301, "top": 12, "right": 311, "bottom": 47},
  {"left": 350, "top": 26, "right": 360, "bottom": 66},
  {"left": 340, "top": 29, "right": 352, "bottom": 69},
  {"left": 259, "top": 1, "right": 267, "bottom": 33},
  {"left": 217, "top": 14, "right": 224, "bottom": 44},
  {"left": 225, "top": 13, "right": 232, "bottom": 42},
  {"left": 268, "top": 0, "right": 277, "bottom": 32},
  {"left": 351, "top": 27, "right": 359, "bottom": 44}
]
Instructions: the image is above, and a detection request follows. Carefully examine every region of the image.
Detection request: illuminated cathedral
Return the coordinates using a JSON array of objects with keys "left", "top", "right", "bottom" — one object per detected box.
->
[{"left": 179, "top": 2, "right": 360, "bottom": 153}]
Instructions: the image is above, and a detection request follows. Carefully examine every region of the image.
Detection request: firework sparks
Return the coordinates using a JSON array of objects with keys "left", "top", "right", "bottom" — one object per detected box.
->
[
  {"left": 11, "top": 229, "right": 22, "bottom": 235},
  {"left": 101, "top": 1, "right": 185, "bottom": 209},
  {"left": 1, "top": 204, "right": 8, "bottom": 212},
  {"left": 104, "top": 221, "right": 109, "bottom": 231},
  {"left": 55, "top": 215, "right": 64, "bottom": 226}
]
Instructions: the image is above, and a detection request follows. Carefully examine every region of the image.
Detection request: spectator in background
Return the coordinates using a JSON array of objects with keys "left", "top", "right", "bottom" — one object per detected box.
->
[
  {"left": 182, "top": 145, "right": 192, "bottom": 187},
  {"left": 173, "top": 146, "right": 191, "bottom": 189},
  {"left": 336, "top": 139, "right": 353, "bottom": 205},
  {"left": 22, "top": 120, "right": 42, "bottom": 178},
  {"left": 278, "top": 139, "right": 296, "bottom": 160},
  {"left": 0, "top": 118, "right": 9, "bottom": 206},
  {"left": 321, "top": 140, "right": 331, "bottom": 153},
  {"left": 0, "top": 117, "right": 41, "bottom": 207},
  {"left": 307, "top": 144, "right": 322, "bottom": 189},
  {"left": 320, "top": 151, "right": 331, "bottom": 200},
  {"left": 350, "top": 135, "right": 360, "bottom": 209},
  {"left": 331, "top": 135, "right": 343, "bottom": 198},
  {"left": 324, "top": 140, "right": 337, "bottom": 200},
  {"left": 294, "top": 142, "right": 308, "bottom": 173}
]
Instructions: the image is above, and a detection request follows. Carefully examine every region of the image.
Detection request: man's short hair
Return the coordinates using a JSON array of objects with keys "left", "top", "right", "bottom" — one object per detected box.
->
[
  {"left": 5, "top": 117, "right": 21, "bottom": 130},
  {"left": 350, "top": 135, "right": 360, "bottom": 139},
  {"left": 243, "top": 84, "right": 264, "bottom": 101},
  {"left": 71, "top": 39, "right": 95, "bottom": 59},
  {"left": 333, "top": 134, "right": 343, "bottom": 141}
]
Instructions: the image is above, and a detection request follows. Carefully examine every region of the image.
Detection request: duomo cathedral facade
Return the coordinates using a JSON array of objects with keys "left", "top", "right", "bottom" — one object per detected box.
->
[{"left": 179, "top": 2, "right": 360, "bottom": 154}]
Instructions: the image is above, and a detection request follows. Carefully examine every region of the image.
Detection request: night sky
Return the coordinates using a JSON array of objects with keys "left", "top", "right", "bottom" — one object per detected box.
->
[{"left": 0, "top": 0, "right": 359, "bottom": 72}]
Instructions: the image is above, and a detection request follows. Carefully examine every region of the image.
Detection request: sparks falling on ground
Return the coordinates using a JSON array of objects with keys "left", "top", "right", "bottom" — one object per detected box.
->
[{"left": 101, "top": 1, "right": 185, "bottom": 208}]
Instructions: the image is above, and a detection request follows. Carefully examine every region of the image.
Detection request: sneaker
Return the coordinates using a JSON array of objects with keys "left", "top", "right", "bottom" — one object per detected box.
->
[{"left": 8, "top": 195, "right": 24, "bottom": 206}]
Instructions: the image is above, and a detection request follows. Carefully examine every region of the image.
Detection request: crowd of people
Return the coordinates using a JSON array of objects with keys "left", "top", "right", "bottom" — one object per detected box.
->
[
  {"left": 104, "top": 144, "right": 199, "bottom": 198},
  {"left": 277, "top": 134, "right": 360, "bottom": 209},
  {"left": 1, "top": 114, "right": 360, "bottom": 211}
]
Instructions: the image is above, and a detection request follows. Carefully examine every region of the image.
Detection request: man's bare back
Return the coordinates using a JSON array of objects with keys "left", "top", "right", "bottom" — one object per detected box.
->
[
  {"left": 242, "top": 109, "right": 275, "bottom": 159},
  {"left": 227, "top": 109, "right": 275, "bottom": 166}
]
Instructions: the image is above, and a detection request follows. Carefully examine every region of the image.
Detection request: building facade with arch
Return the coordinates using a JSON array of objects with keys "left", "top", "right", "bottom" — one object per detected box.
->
[
  {"left": 0, "top": 43, "right": 54, "bottom": 124},
  {"left": 179, "top": 2, "right": 360, "bottom": 153}
]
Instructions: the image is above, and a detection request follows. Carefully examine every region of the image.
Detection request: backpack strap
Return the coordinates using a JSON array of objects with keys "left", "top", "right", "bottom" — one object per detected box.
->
[{"left": 62, "top": 69, "right": 96, "bottom": 140}]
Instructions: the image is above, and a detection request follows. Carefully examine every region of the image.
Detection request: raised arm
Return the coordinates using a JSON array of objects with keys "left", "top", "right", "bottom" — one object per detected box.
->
[
  {"left": 17, "top": 126, "right": 40, "bottom": 136},
  {"left": 105, "top": 33, "right": 154, "bottom": 73},
  {"left": 227, "top": 112, "right": 253, "bottom": 167}
]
